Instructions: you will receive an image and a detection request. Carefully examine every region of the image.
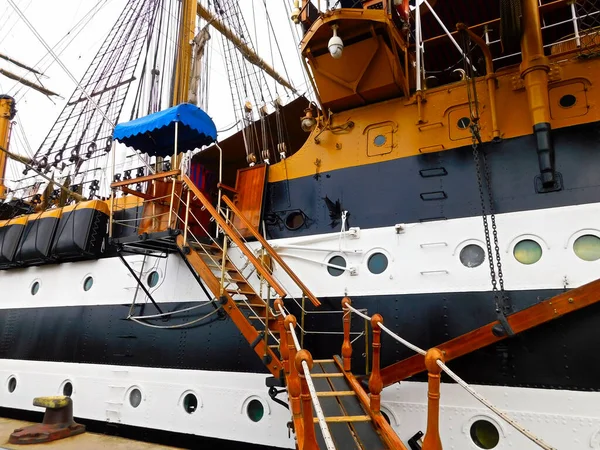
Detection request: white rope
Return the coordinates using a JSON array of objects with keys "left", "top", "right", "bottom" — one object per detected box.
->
[
  {"left": 345, "top": 304, "right": 427, "bottom": 356},
  {"left": 437, "top": 360, "right": 556, "bottom": 450},
  {"left": 276, "top": 304, "right": 335, "bottom": 450}
]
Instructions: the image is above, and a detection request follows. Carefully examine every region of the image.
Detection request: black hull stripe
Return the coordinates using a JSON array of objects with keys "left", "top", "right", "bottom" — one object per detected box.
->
[
  {"left": 2, "top": 288, "right": 600, "bottom": 391},
  {"left": 265, "top": 121, "right": 600, "bottom": 239}
]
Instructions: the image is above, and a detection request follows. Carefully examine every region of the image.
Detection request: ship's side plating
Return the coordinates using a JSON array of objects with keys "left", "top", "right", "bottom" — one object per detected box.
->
[{"left": 2, "top": 1, "right": 600, "bottom": 450}]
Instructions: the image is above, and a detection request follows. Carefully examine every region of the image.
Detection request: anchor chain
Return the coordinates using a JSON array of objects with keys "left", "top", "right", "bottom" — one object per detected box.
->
[{"left": 461, "top": 30, "right": 514, "bottom": 336}]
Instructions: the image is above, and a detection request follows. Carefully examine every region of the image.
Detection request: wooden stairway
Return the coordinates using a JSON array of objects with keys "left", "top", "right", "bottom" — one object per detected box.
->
[
  {"left": 108, "top": 172, "right": 406, "bottom": 449},
  {"left": 174, "top": 176, "right": 402, "bottom": 449}
]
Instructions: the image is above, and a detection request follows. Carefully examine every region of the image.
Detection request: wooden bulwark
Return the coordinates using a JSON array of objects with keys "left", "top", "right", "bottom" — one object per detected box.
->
[
  {"left": 379, "top": 277, "right": 600, "bottom": 387},
  {"left": 222, "top": 194, "right": 321, "bottom": 307}
]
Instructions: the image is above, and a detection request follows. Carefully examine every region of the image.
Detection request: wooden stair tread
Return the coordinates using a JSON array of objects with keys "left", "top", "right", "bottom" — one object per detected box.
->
[
  {"left": 313, "top": 415, "right": 371, "bottom": 423},
  {"left": 316, "top": 391, "right": 356, "bottom": 397},
  {"left": 310, "top": 373, "right": 344, "bottom": 378}
]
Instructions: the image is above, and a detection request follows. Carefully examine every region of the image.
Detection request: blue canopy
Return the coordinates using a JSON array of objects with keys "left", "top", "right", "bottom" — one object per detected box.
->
[{"left": 112, "top": 103, "right": 217, "bottom": 157}]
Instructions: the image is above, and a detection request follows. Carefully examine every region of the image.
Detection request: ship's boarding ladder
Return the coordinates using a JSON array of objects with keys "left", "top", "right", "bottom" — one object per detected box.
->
[{"left": 157, "top": 174, "right": 403, "bottom": 449}]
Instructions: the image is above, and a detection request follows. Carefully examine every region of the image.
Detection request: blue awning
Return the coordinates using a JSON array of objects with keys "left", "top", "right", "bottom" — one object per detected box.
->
[{"left": 112, "top": 103, "right": 217, "bottom": 157}]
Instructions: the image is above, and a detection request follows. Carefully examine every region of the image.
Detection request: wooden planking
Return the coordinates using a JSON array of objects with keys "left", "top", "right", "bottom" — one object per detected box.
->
[
  {"left": 379, "top": 278, "right": 600, "bottom": 387},
  {"left": 333, "top": 356, "right": 408, "bottom": 450},
  {"left": 310, "top": 362, "right": 362, "bottom": 450},
  {"left": 320, "top": 361, "right": 387, "bottom": 450},
  {"left": 231, "top": 164, "right": 267, "bottom": 238}
]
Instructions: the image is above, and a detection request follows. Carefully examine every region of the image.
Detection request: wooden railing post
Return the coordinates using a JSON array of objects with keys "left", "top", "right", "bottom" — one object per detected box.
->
[
  {"left": 295, "top": 349, "right": 318, "bottom": 450},
  {"left": 422, "top": 348, "right": 444, "bottom": 450},
  {"left": 275, "top": 300, "right": 289, "bottom": 375},
  {"left": 341, "top": 297, "right": 352, "bottom": 371},
  {"left": 285, "top": 315, "right": 303, "bottom": 442},
  {"left": 368, "top": 314, "right": 383, "bottom": 414}
]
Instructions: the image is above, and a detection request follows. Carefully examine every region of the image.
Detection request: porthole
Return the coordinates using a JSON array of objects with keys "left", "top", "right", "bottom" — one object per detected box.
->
[
  {"left": 8, "top": 377, "right": 16, "bottom": 393},
  {"left": 83, "top": 276, "right": 93, "bottom": 291},
  {"left": 367, "top": 253, "right": 388, "bottom": 274},
  {"left": 31, "top": 281, "right": 40, "bottom": 296},
  {"left": 470, "top": 419, "right": 500, "bottom": 449},
  {"left": 373, "top": 135, "right": 387, "bottom": 147},
  {"left": 147, "top": 271, "right": 159, "bottom": 288},
  {"left": 559, "top": 94, "right": 577, "bottom": 108},
  {"left": 63, "top": 381, "right": 73, "bottom": 397},
  {"left": 327, "top": 255, "right": 346, "bottom": 277},
  {"left": 513, "top": 239, "right": 542, "bottom": 265},
  {"left": 183, "top": 393, "right": 198, "bottom": 414},
  {"left": 457, "top": 117, "right": 471, "bottom": 129},
  {"left": 129, "top": 388, "right": 142, "bottom": 408},
  {"left": 381, "top": 410, "right": 391, "bottom": 425},
  {"left": 285, "top": 211, "right": 305, "bottom": 231},
  {"left": 247, "top": 399, "right": 264, "bottom": 422},
  {"left": 459, "top": 244, "right": 485, "bottom": 268},
  {"left": 573, "top": 234, "right": 600, "bottom": 261}
]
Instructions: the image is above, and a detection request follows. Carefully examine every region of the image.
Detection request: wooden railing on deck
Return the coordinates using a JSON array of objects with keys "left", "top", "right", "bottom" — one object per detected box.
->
[{"left": 221, "top": 194, "right": 321, "bottom": 307}]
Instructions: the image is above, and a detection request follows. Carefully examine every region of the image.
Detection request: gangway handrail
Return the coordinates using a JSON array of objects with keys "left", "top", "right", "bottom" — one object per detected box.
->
[
  {"left": 181, "top": 175, "right": 287, "bottom": 298},
  {"left": 276, "top": 302, "right": 335, "bottom": 450},
  {"left": 221, "top": 194, "right": 321, "bottom": 307},
  {"left": 343, "top": 302, "right": 556, "bottom": 450}
]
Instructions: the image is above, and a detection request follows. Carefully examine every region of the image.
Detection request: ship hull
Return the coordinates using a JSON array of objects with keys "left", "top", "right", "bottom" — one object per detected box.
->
[{"left": 2, "top": 122, "right": 600, "bottom": 448}]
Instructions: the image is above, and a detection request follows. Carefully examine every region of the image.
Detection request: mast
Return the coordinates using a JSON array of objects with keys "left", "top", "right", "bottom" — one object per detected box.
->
[
  {"left": 0, "top": 96, "right": 16, "bottom": 200},
  {"left": 172, "top": 0, "right": 197, "bottom": 105}
]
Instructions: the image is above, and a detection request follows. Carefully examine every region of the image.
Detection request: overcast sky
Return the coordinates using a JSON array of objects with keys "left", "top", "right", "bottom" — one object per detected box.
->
[{"left": 0, "top": 0, "right": 309, "bottom": 184}]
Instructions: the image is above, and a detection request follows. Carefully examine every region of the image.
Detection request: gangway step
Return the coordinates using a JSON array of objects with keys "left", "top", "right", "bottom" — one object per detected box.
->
[
  {"left": 310, "top": 373, "right": 345, "bottom": 378},
  {"left": 311, "top": 360, "right": 388, "bottom": 450},
  {"left": 316, "top": 391, "right": 356, "bottom": 397},
  {"left": 314, "top": 415, "right": 371, "bottom": 423}
]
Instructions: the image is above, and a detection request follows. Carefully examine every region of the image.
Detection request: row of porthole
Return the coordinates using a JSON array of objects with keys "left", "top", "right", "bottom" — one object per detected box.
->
[
  {"left": 461, "top": 234, "right": 600, "bottom": 268},
  {"left": 8, "top": 376, "right": 498, "bottom": 448},
  {"left": 327, "top": 253, "right": 389, "bottom": 277},
  {"left": 325, "top": 234, "right": 600, "bottom": 277},
  {"left": 30, "top": 270, "right": 161, "bottom": 296},
  {"left": 6, "top": 376, "right": 265, "bottom": 423}
]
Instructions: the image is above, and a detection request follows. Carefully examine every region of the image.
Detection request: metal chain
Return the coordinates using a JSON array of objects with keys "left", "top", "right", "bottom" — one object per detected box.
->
[
  {"left": 460, "top": 30, "right": 510, "bottom": 326},
  {"left": 470, "top": 129, "right": 499, "bottom": 295}
]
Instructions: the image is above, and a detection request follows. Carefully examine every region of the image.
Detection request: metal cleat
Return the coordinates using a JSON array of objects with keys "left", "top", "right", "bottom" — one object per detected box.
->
[{"left": 9, "top": 395, "right": 85, "bottom": 445}]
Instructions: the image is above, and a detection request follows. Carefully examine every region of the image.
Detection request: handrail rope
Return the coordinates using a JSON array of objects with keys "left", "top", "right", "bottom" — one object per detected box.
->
[
  {"left": 344, "top": 304, "right": 555, "bottom": 449},
  {"left": 277, "top": 303, "right": 335, "bottom": 450},
  {"left": 346, "top": 304, "right": 427, "bottom": 356}
]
